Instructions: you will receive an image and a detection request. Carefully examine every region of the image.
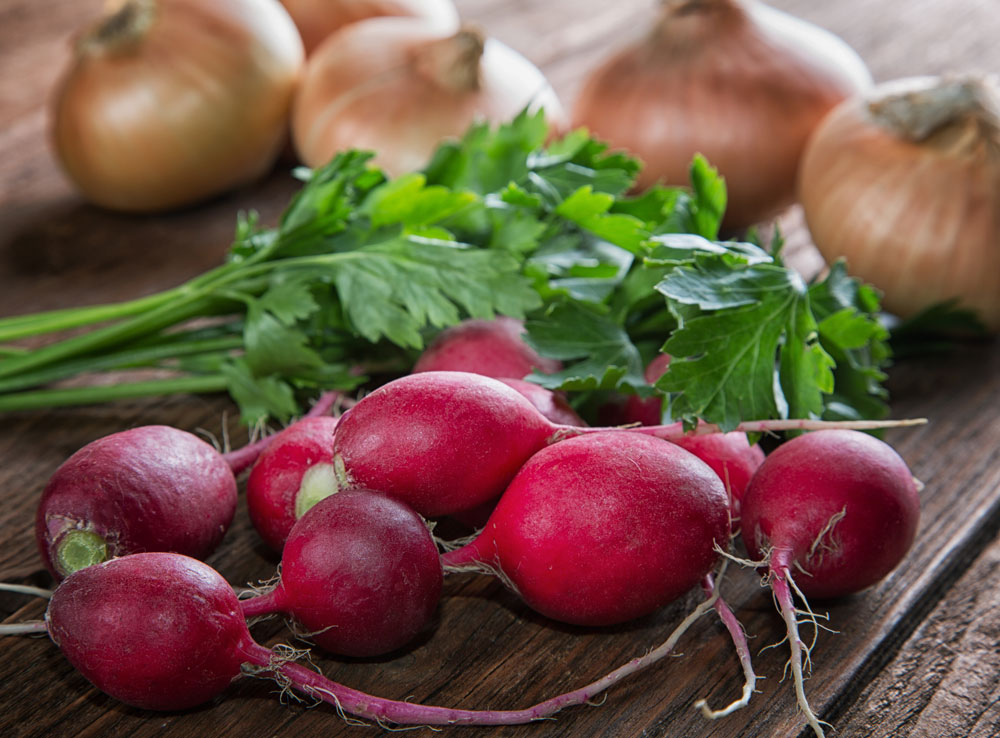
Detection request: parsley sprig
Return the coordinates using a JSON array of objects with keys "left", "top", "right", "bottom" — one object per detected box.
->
[{"left": 0, "top": 111, "right": 889, "bottom": 428}]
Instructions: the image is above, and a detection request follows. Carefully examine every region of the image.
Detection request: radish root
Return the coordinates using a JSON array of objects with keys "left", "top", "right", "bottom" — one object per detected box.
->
[
  {"left": 693, "top": 568, "right": 757, "bottom": 719},
  {"left": 770, "top": 561, "right": 830, "bottom": 738},
  {"left": 0, "top": 583, "right": 53, "bottom": 599},
  {"left": 0, "top": 620, "right": 49, "bottom": 635}
]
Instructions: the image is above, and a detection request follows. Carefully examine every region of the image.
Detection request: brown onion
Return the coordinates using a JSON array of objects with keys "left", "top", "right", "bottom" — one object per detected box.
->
[
  {"left": 571, "top": 0, "right": 871, "bottom": 230},
  {"left": 51, "top": 0, "right": 304, "bottom": 213},
  {"left": 280, "top": 0, "right": 459, "bottom": 55},
  {"left": 292, "top": 18, "right": 566, "bottom": 175},
  {"left": 800, "top": 75, "right": 1000, "bottom": 331}
]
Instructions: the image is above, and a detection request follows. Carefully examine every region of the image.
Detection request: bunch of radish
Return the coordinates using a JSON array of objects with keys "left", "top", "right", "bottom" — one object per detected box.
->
[{"left": 2, "top": 316, "right": 923, "bottom": 737}]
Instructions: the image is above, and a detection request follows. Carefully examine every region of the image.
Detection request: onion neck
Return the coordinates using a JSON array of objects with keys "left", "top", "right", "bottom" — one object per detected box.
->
[
  {"left": 868, "top": 76, "right": 1000, "bottom": 156},
  {"left": 654, "top": 0, "right": 745, "bottom": 48},
  {"left": 414, "top": 27, "right": 485, "bottom": 94},
  {"left": 77, "top": 0, "right": 157, "bottom": 56}
]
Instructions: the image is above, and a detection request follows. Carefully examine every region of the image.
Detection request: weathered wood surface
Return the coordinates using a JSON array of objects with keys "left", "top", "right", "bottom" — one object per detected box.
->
[{"left": 1, "top": 1, "right": 999, "bottom": 737}]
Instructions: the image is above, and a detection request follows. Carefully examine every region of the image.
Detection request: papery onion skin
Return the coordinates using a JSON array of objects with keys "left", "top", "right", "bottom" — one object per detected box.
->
[
  {"left": 799, "top": 76, "right": 1000, "bottom": 332},
  {"left": 280, "top": 0, "right": 459, "bottom": 55},
  {"left": 571, "top": 0, "right": 871, "bottom": 230},
  {"left": 51, "top": 0, "right": 304, "bottom": 213},
  {"left": 291, "top": 18, "right": 566, "bottom": 175}
]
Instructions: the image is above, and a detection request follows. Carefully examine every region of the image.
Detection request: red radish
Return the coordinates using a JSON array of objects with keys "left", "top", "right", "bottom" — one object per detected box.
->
[
  {"left": 246, "top": 415, "right": 341, "bottom": 552},
  {"left": 331, "top": 371, "right": 555, "bottom": 517},
  {"left": 35, "top": 425, "right": 239, "bottom": 580},
  {"left": 36, "top": 392, "right": 344, "bottom": 578},
  {"left": 412, "top": 316, "right": 561, "bottom": 378},
  {"left": 441, "top": 376, "right": 586, "bottom": 527},
  {"left": 32, "top": 550, "right": 744, "bottom": 724},
  {"left": 497, "top": 377, "right": 586, "bottom": 427},
  {"left": 739, "top": 429, "right": 921, "bottom": 737},
  {"left": 241, "top": 490, "right": 442, "bottom": 657},
  {"left": 673, "top": 433, "right": 765, "bottom": 517},
  {"left": 623, "top": 353, "right": 765, "bottom": 511},
  {"left": 442, "top": 432, "right": 730, "bottom": 626},
  {"left": 331, "top": 371, "right": 918, "bottom": 519}
]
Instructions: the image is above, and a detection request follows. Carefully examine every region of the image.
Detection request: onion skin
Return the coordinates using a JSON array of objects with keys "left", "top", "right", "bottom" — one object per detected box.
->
[
  {"left": 280, "top": 0, "right": 459, "bottom": 55},
  {"left": 292, "top": 19, "right": 566, "bottom": 175},
  {"left": 799, "top": 76, "right": 1000, "bottom": 331},
  {"left": 51, "top": 0, "right": 304, "bottom": 213},
  {"left": 571, "top": 0, "right": 871, "bottom": 230}
]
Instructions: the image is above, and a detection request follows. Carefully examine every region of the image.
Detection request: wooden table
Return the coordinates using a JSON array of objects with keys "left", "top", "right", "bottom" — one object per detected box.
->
[{"left": 2, "top": 1, "right": 998, "bottom": 737}]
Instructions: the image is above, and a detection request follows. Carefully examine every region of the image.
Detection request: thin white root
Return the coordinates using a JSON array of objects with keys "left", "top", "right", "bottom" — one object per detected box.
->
[
  {"left": 713, "top": 542, "right": 768, "bottom": 569},
  {"left": 0, "top": 620, "right": 48, "bottom": 635},
  {"left": 774, "top": 568, "right": 829, "bottom": 738},
  {"left": 0, "top": 583, "right": 52, "bottom": 599}
]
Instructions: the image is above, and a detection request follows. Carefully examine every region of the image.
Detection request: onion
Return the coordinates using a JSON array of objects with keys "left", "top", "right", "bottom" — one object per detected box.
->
[
  {"left": 800, "top": 75, "right": 1000, "bottom": 332},
  {"left": 291, "top": 18, "right": 566, "bottom": 175},
  {"left": 51, "top": 0, "right": 304, "bottom": 213},
  {"left": 570, "top": 0, "right": 872, "bottom": 230},
  {"left": 280, "top": 0, "right": 459, "bottom": 55}
]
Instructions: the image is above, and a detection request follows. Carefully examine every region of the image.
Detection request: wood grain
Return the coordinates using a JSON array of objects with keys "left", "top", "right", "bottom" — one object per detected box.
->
[{"left": 0, "top": 2, "right": 998, "bottom": 738}]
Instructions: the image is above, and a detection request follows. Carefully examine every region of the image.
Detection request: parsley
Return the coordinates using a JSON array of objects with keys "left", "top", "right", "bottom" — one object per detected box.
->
[{"left": 0, "top": 112, "right": 891, "bottom": 427}]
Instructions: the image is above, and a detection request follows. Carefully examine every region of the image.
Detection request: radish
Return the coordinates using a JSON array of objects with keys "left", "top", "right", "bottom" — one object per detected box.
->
[
  {"left": 739, "top": 429, "right": 921, "bottom": 737},
  {"left": 36, "top": 392, "right": 343, "bottom": 578},
  {"left": 331, "top": 371, "right": 556, "bottom": 517},
  {"left": 330, "top": 371, "right": 922, "bottom": 519},
  {"left": 241, "top": 489, "right": 442, "bottom": 657},
  {"left": 497, "top": 377, "right": 586, "bottom": 427},
  {"left": 246, "top": 415, "right": 341, "bottom": 552},
  {"left": 623, "top": 353, "right": 765, "bottom": 513},
  {"left": 672, "top": 433, "right": 765, "bottom": 518},
  {"left": 20, "top": 550, "right": 747, "bottom": 724},
  {"left": 35, "top": 425, "right": 240, "bottom": 580},
  {"left": 412, "top": 316, "right": 561, "bottom": 378},
  {"left": 442, "top": 432, "right": 731, "bottom": 626}
]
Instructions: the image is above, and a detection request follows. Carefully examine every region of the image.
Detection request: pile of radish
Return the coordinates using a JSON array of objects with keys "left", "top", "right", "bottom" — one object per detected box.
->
[{"left": 0, "top": 316, "right": 924, "bottom": 737}]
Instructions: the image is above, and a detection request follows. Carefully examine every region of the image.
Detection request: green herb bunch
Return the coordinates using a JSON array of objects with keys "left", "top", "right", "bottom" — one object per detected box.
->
[{"left": 0, "top": 112, "right": 889, "bottom": 428}]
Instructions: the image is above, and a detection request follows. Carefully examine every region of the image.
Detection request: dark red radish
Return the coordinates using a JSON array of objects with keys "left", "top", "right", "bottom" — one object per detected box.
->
[
  {"left": 739, "top": 429, "right": 921, "bottom": 737},
  {"left": 241, "top": 489, "right": 442, "bottom": 657},
  {"left": 46, "top": 552, "right": 248, "bottom": 710},
  {"left": 35, "top": 392, "right": 346, "bottom": 578},
  {"left": 246, "top": 415, "right": 341, "bottom": 552},
  {"left": 331, "top": 370, "right": 917, "bottom": 520},
  {"left": 412, "top": 316, "right": 562, "bottom": 378},
  {"left": 36, "top": 425, "right": 239, "bottom": 580},
  {"left": 442, "top": 432, "right": 731, "bottom": 626},
  {"left": 498, "top": 377, "right": 586, "bottom": 427},
  {"left": 34, "top": 550, "right": 736, "bottom": 724}
]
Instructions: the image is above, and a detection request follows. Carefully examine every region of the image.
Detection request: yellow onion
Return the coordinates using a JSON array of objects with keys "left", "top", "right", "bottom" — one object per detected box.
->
[
  {"left": 571, "top": 0, "right": 872, "bottom": 230},
  {"left": 292, "top": 18, "right": 566, "bottom": 175},
  {"left": 51, "top": 0, "right": 304, "bottom": 213},
  {"left": 800, "top": 75, "right": 1000, "bottom": 331},
  {"left": 280, "top": 0, "right": 459, "bottom": 55}
]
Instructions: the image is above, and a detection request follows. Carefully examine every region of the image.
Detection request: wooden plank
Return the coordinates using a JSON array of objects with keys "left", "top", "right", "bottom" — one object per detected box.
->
[
  {"left": 832, "top": 526, "right": 1000, "bottom": 737},
  {"left": 0, "top": 1, "right": 998, "bottom": 738}
]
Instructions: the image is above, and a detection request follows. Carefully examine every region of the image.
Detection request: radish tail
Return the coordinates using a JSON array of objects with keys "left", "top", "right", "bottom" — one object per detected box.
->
[
  {"left": 694, "top": 571, "right": 756, "bottom": 719},
  {"left": 0, "top": 583, "right": 52, "bottom": 599},
  {"left": 770, "top": 557, "right": 827, "bottom": 738},
  {"left": 238, "top": 581, "right": 723, "bottom": 726}
]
